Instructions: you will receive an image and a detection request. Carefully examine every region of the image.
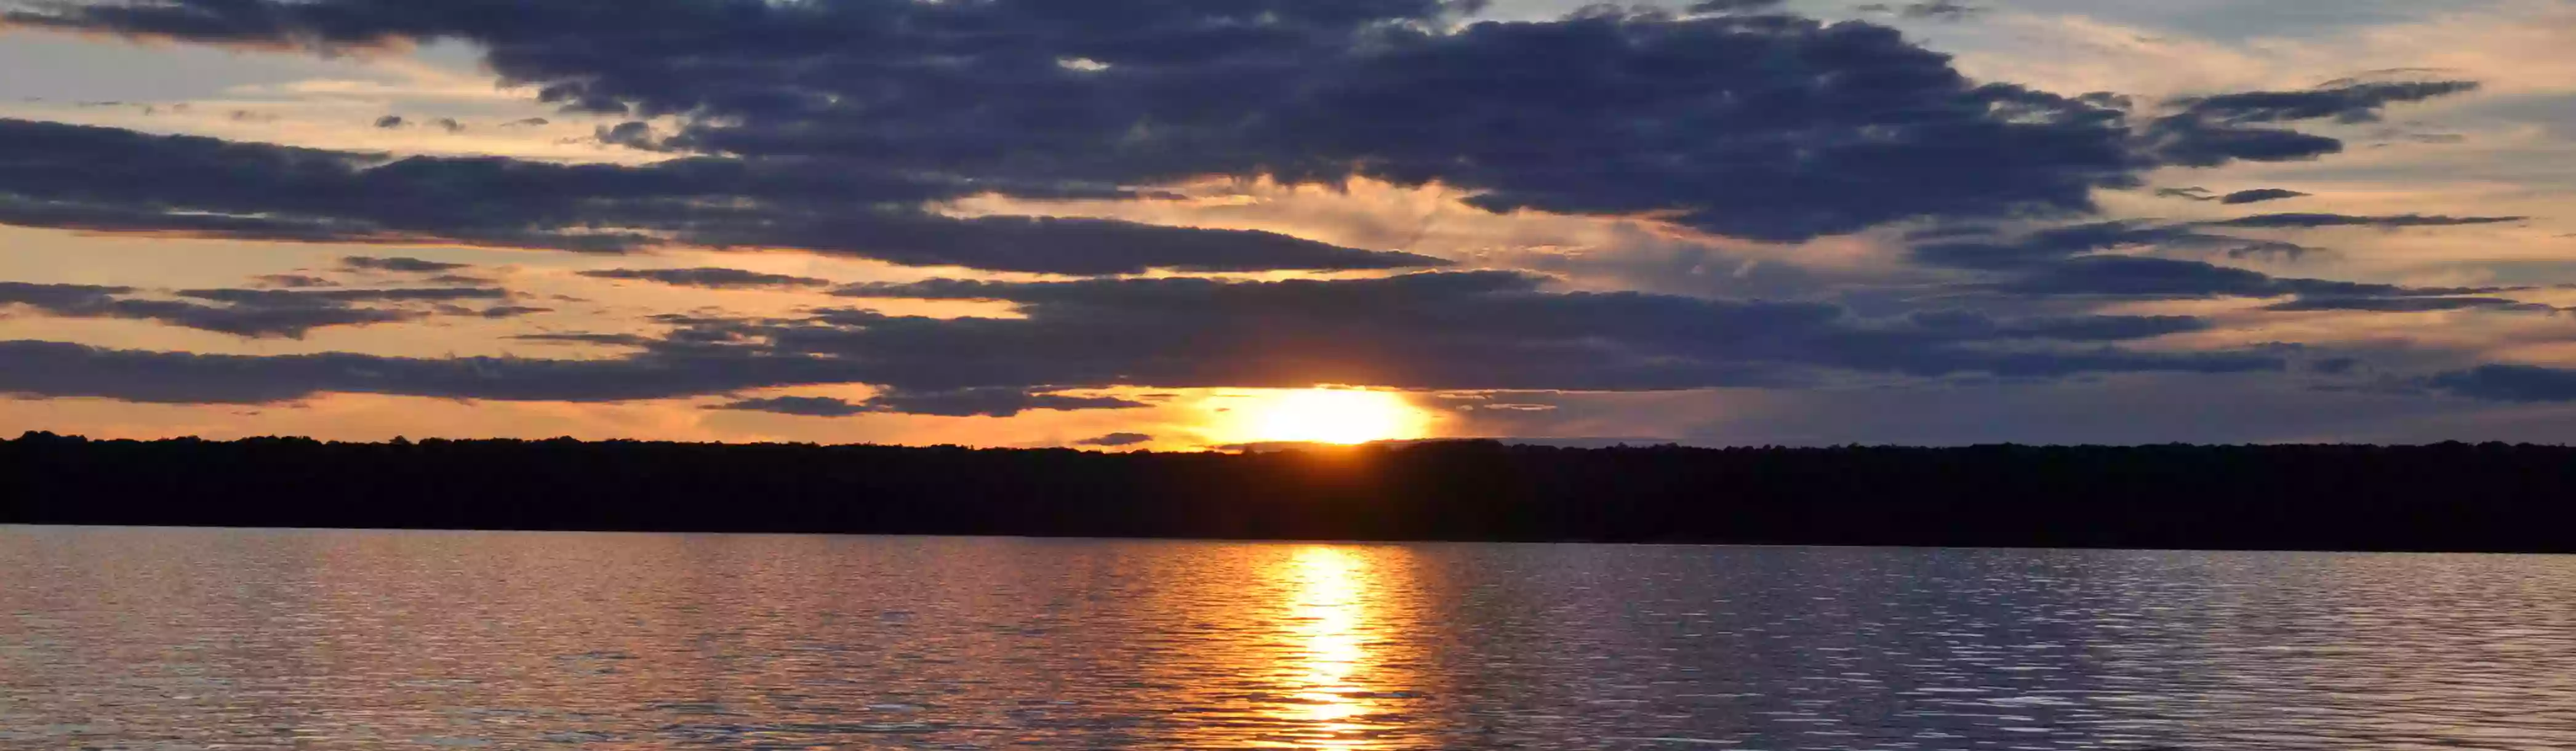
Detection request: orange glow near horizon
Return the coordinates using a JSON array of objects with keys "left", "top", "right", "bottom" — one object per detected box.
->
[{"left": 1215, "top": 388, "right": 1436, "bottom": 446}]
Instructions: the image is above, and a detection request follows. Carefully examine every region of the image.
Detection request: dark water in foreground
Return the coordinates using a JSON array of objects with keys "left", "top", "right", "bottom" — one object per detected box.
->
[{"left": 2, "top": 528, "right": 2570, "bottom": 750}]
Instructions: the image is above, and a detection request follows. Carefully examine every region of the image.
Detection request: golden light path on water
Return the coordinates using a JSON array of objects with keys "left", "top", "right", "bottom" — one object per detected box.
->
[{"left": 1282, "top": 546, "right": 1374, "bottom": 743}]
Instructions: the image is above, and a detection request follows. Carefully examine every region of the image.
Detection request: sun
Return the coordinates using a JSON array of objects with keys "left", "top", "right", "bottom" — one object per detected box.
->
[{"left": 1229, "top": 388, "right": 1431, "bottom": 445}]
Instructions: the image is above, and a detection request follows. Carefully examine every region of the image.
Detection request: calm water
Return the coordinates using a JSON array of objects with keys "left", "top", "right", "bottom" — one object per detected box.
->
[{"left": 2, "top": 528, "right": 2571, "bottom": 750}]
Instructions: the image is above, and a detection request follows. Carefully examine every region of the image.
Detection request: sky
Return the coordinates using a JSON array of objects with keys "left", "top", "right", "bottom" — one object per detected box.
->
[{"left": 2, "top": 0, "right": 2574, "bottom": 449}]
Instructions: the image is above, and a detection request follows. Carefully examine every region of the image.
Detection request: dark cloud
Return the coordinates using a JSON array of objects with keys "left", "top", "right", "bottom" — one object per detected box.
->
[
  {"left": 0, "top": 119, "right": 1443, "bottom": 274},
  {"left": 431, "top": 118, "right": 466, "bottom": 134},
  {"left": 510, "top": 332, "right": 654, "bottom": 347},
  {"left": 374, "top": 114, "right": 404, "bottom": 129},
  {"left": 250, "top": 274, "right": 338, "bottom": 289},
  {"left": 1687, "top": 0, "right": 1786, "bottom": 12},
  {"left": 2218, "top": 188, "right": 2309, "bottom": 205},
  {"left": 1906, "top": 310, "right": 2210, "bottom": 340},
  {"left": 594, "top": 121, "right": 661, "bottom": 150},
  {"left": 1076, "top": 432, "right": 1154, "bottom": 447},
  {"left": 2169, "top": 81, "right": 2481, "bottom": 125},
  {"left": 1901, "top": 225, "right": 1999, "bottom": 241},
  {"left": 709, "top": 395, "right": 870, "bottom": 417},
  {"left": 2141, "top": 80, "right": 2480, "bottom": 167},
  {"left": 579, "top": 268, "right": 833, "bottom": 290},
  {"left": 0, "top": 272, "right": 2286, "bottom": 404},
  {"left": 2202, "top": 213, "right": 2525, "bottom": 229},
  {"left": 1249, "top": 15, "right": 2140, "bottom": 241},
  {"left": 342, "top": 255, "right": 471, "bottom": 273},
  {"left": 2262, "top": 297, "right": 2555, "bottom": 313},
  {"left": 1857, "top": 2, "right": 1985, "bottom": 20},
  {"left": 862, "top": 387, "right": 1152, "bottom": 417},
  {"left": 710, "top": 388, "right": 1148, "bottom": 417},
  {"left": 176, "top": 287, "right": 506, "bottom": 305},
  {"left": 1, "top": 4, "right": 2154, "bottom": 243},
  {"left": 1989, "top": 255, "right": 2430, "bottom": 299},
  {"left": 1911, "top": 220, "right": 2313, "bottom": 271},
  {"left": 0, "top": 281, "right": 518, "bottom": 338},
  {"left": 2426, "top": 364, "right": 2576, "bottom": 403},
  {"left": 1914, "top": 222, "right": 2497, "bottom": 300},
  {"left": 0, "top": 281, "right": 416, "bottom": 338},
  {"left": 0, "top": 339, "right": 855, "bottom": 404},
  {"left": 2156, "top": 187, "right": 2216, "bottom": 201},
  {"left": 502, "top": 118, "right": 550, "bottom": 127},
  {"left": 688, "top": 213, "right": 1446, "bottom": 275},
  {"left": 814, "top": 271, "right": 2279, "bottom": 391},
  {"left": 2137, "top": 115, "right": 2346, "bottom": 167}
]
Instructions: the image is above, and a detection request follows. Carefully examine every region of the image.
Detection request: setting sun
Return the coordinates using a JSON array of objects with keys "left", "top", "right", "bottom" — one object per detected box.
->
[{"left": 1226, "top": 388, "right": 1433, "bottom": 445}]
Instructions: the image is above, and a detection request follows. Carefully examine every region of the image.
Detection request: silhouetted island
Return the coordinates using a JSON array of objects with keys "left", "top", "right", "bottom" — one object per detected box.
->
[{"left": 6, "top": 433, "right": 2573, "bottom": 553}]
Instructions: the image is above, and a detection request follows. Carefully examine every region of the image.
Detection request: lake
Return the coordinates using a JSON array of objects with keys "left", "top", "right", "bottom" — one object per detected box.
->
[{"left": 2, "top": 527, "right": 2570, "bottom": 749}]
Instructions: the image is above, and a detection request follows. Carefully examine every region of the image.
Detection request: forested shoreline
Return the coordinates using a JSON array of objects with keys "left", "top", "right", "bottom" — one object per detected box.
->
[{"left": 5, "top": 433, "right": 2572, "bottom": 552}]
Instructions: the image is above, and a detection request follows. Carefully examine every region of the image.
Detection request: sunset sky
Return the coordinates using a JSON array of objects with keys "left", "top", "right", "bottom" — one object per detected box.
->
[{"left": 3, "top": 0, "right": 2575, "bottom": 449}]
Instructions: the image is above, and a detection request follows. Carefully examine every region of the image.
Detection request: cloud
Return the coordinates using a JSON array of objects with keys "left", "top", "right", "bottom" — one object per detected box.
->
[
  {"left": 1911, "top": 220, "right": 2314, "bottom": 271},
  {"left": 0, "top": 281, "right": 518, "bottom": 338},
  {"left": 176, "top": 287, "right": 507, "bottom": 305},
  {"left": 0, "top": 281, "right": 417, "bottom": 338},
  {"left": 708, "top": 395, "right": 869, "bottom": 417},
  {"left": 2201, "top": 213, "right": 2526, "bottom": 229},
  {"left": 2426, "top": 364, "right": 2576, "bottom": 402},
  {"left": 1075, "top": 432, "right": 1154, "bottom": 447},
  {"left": 0, "top": 272, "right": 2287, "bottom": 404},
  {"left": 373, "top": 115, "right": 405, "bottom": 129},
  {"left": 2166, "top": 81, "right": 2482, "bottom": 125},
  {"left": 0, "top": 339, "right": 856, "bottom": 404},
  {"left": 431, "top": 118, "right": 465, "bottom": 134},
  {"left": 1687, "top": 0, "right": 1786, "bottom": 12},
  {"left": 861, "top": 387, "right": 1152, "bottom": 417},
  {"left": 1, "top": 4, "right": 2159, "bottom": 243},
  {"left": 1914, "top": 222, "right": 2505, "bottom": 300},
  {"left": 250, "top": 274, "right": 338, "bottom": 289},
  {"left": 2137, "top": 116, "right": 2346, "bottom": 167},
  {"left": 2218, "top": 188, "right": 2309, "bottom": 205},
  {"left": 1987, "top": 255, "right": 2465, "bottom": 300},
  {"left": 1905, "top": 310, "right": 2212, "bottom": 340},
  {"left": 472, "top": 305, "right": 553, "bottom": 318},
  {"left": 510, "top": 332, "right": 653, "bottom": 348},
  {"left": 2140, "top": 80, "right": 2481, "bottom": 167},
  {"left": 1902, "top": 1, "right": 1985, "bottom": 20},
  {"left": 1857, "top": 2, "right": 1986, "bottom": 21},
  {"left": 578, "top": 268, "right": 833, "bottom": 290},
  {"left": 2262, "top": 297, "right": 2556, "bottom": 313},
  {"left": 813, "top": 271, "right": 2281, "bottom": 392},
  {"left": 342, "top": 255, "right": 472, "bottom": 273},
  {"left": 0, "top": 119, "right": 1444, "bottom": 274},
  {"left": 710, "top": 388, "right": 1149, "bottom": 417}
]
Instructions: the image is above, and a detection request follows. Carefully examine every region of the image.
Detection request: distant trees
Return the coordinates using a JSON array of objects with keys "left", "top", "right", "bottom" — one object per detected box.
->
[{"left": 4, "top": 433, "right": 2571, "bottom": 552}]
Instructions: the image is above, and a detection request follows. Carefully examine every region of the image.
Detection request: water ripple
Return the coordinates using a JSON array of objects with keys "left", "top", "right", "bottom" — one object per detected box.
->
[{"left": 2, "top": 528, "right": 2570, "bottom": 749}]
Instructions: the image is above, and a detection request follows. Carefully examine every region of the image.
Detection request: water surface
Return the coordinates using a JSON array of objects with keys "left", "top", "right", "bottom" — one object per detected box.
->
[{"left": 2, "top": 527, "right": 2570, "bottom": 749}]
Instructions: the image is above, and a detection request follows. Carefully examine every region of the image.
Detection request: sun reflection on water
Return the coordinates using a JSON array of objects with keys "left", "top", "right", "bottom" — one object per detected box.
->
[
  {"left": 1247, "top": 545, "right": 1412, "bottom": 749},
  {"left": 1286, "top": 547, "right": 1370, "bottom": 728}
]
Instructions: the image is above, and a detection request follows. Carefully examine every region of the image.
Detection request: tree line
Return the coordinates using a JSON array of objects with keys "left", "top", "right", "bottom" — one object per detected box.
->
[{"left": 4, "top": 433, "right": 2572, "bottom": 552}]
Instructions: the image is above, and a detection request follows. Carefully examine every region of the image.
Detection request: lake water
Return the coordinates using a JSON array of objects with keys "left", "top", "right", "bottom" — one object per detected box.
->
[{"left": 2, "top": 528, "right": 2570, "bottom": 750}]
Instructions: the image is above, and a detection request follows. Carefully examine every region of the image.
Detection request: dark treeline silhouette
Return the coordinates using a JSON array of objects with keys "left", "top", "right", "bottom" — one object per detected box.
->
[{"left": 5, "top": 432, "right": 2574, "bottom": 552}]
